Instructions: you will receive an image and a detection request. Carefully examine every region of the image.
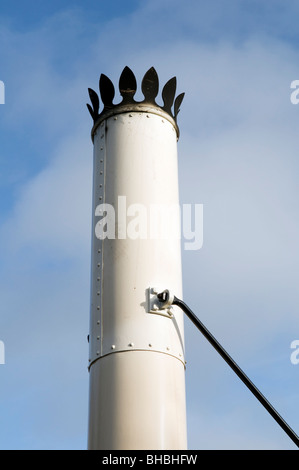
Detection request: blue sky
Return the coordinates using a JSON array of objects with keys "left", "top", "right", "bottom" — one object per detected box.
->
[{"left": 0, "top": 0, "right": 299, "bottom": 450}]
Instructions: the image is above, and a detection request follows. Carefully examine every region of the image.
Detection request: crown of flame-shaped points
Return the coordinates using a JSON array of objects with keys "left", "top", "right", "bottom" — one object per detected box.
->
[{"left": 87, "top": 66, "right": 185, "bottom": 138}]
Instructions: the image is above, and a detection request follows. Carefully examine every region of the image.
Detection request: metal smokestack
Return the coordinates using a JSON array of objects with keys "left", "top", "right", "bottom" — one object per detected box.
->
[{"left": 86, "top": 66, "right": 187, "bottom": 450}]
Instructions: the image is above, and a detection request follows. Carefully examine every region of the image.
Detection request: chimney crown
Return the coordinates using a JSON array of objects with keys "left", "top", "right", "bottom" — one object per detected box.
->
[{"left": 87, "top": 66, "right": 184, "bottom": 139}]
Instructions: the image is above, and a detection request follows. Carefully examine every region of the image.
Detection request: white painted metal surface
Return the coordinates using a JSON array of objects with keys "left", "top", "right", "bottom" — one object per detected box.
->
[{"left": 88, "top": 109, "right": 187, "bottom": 450}]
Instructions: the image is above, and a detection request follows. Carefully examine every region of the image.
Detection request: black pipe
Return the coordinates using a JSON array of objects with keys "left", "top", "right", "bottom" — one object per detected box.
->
[{"left": 170, "top": 295, "right": 299, "bottom": 449}]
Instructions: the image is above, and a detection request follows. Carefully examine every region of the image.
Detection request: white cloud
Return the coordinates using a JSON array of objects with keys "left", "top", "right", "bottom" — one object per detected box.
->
[{"left": 2, "top": 132, "right": 92, "bottom": 260}]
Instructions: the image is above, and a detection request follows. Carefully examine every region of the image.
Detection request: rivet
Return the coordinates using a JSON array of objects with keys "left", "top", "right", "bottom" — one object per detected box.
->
[
  {"left": 114, "top": 117, "right": 117, "bottom": 120},
  {"left": 97, "top": 336, "right": 100, "bottom": 340},
  {"left": 97, "top": 306, "right": 100, "bottom": 310},
  {"left": 166, "top": 347, "right": 170, "bottom": 351},
  {"left": 97, "top": 292, "right": 100, "bottom": 296},
  {"left": 100, "top": 147, "right": 103, "bottom": 150},
  {"left": 97, "top": 320, "right": 100, "bottom": 325},
  {"left": 97, "top": 263, "right": 101, "bottom": 267},
  {"left": 149, "top": 343, "right": 152, "bottom": 347},
  {"left": 97, "top": 277, "right": 100, "bottom": 281},
  {"left": 99, "top": 184, "right": 102, "bottom": 188},
  {"left": 96, "top": 351, "right": 100, "bottom": 355},
  {"left": 100, "top": 159, "right": 103, "bottom": 162},
  {"left": 98, "top": 249, "right": 101, "bottom": 253},
  {"left": 128, "top": 342, "right": 134, "bottom": 347},
  {"left": 111, "top": 345, "right": 116, "bottom": 349},
  {"left": 100, "top": 171, "right": 103, "bottom": 175}
]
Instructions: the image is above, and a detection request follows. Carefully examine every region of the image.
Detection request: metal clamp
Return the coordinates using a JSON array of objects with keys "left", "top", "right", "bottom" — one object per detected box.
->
[{"left": 147, "top": 287, "right": 174, "bottom": 318}]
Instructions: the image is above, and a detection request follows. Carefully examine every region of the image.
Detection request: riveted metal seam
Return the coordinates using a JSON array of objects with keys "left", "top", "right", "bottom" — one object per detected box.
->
[
  {"left": 100, "top": 121, "right": 107, "bottom": 358},
  {"left": 88, "top": 347, "right": 186, "bottom": 371},
  {"left": 91, "top": 105, "right": 180, "bottom": 142},
  {"left": 89, "top": 121, "right": 106, "bottom": 364}
]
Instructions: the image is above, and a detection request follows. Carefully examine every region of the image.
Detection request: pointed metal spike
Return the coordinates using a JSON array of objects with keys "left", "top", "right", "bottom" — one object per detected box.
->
[
  {"left": 174, "top": 93, "right": 185, "bottom": 119},
  {"left": 141, "top": 67, "right": 159, "bottom": 103},
  {"left": 88, "top": 88, "right": 100, "bottom": 116},
  {"left": 162, "top": 77, "right": 177, "bottom": 115},
  {"left": 99, "top": 74, "right": 115, "bottom": 108},
  {"left": 119, "top": 66, "right": 137, "bottom": 103},
  {"left": 87, "top": 103, "right": 96, "bottom": 120}
]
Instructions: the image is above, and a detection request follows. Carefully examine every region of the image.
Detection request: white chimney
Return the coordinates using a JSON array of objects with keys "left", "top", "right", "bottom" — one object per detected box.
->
[{"left": 87, "top": 67, "right": 187, "bottom": 450}]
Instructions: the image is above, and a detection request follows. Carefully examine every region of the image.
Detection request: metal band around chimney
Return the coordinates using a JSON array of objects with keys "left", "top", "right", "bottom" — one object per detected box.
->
[{"left": 91, "top": 104, "right": 180, "bottom": 142}]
